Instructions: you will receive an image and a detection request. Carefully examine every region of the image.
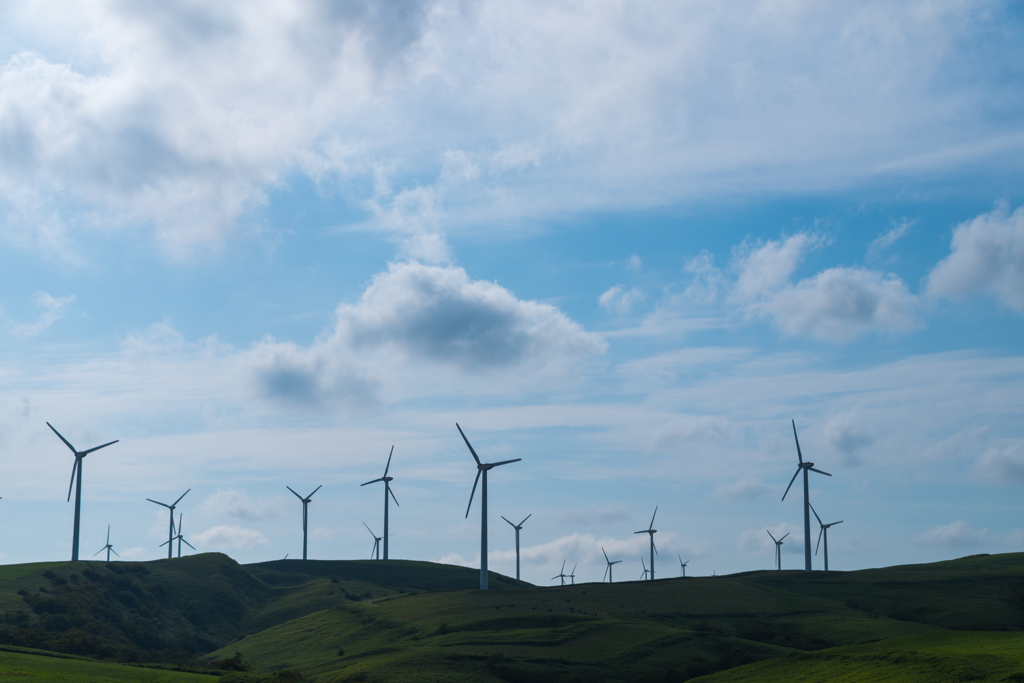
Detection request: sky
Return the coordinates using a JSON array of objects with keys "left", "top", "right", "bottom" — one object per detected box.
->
[{"left": 0, "top": 0, "right": 1023, "bottom": 584}]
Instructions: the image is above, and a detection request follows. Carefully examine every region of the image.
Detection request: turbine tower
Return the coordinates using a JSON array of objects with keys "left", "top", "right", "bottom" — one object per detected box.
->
[
  {"left": 569, "top": 564, "right": 577, "bottom": 585},
  {"left": 93, "top": 525, "right": 119, "bottom": 562},
  {"left": 161, "top": 513, "right": 196, "bottom": 558},
  {"left": 47, "top": 422, "right": 119, "bottom": 562},
  {"left": 287, "top": 485, "right": 321, "bottom": 561},
  {"left": 602, "top": 547, "right": 622, "bottom": 583},
  {"left": 458, "top": 423, "right": 521, "bottom": 590},
  {"left": 634, "top": 507, "right": 658, "bottom": 581},
  {"left": 782, "top": 420, "right": 832, "bottom": 572},
  {"left": 501, "top": 514, "right": 531, "bottom": 580},
  {"left": 361, "top": 446, "right": 399, "bottom": 560},
  {"left": 363, "top": 522, "right": 381, "bottom": 560},
  {"left": 810, "top": 503, "right": 843, "bottom": 572},
  {"left": 766, "top": 530, "right": 789, "bottom": 570},
  {"left": 679, "top": 556, "right": 689, "bottom": 577},
  {"left": 639, "top": 556, "right": 650, "bottom": 581},
  {"left": 552, "top": 559, "right": 568, "bottom": 585},
  {"left": 147, "top": 489, "right": 190, "bottom": 560}
]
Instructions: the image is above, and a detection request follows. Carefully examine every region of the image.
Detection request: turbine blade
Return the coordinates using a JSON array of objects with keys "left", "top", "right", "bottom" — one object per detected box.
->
[
  {"left": 107, "top": 525, "right": 111, "bottom": 544},
  {"left": 831, "top": 520, "right": 844, "bottom": 526},
  {"left": 602, "top": 547, "right": 610, "bottom": 562},
  {"left": 603, "top": 565, "right": 609, "bottom": 581},
  {"left": 286, "top": 486, "right": 303, "bottom": 500},
  {"left": 110, "top": 548, "right": 120, "bottom": 558},
  {"left": 780, "top": 532, "right": 790, "bottom": 541},
  {"left": 93, "top": 547, "right": 104, "bottom": 557},
  {"left": 182, "top": 539, "right": 196, "bottom": 550},
  {"left": 47, "top": 423, "right": 77, "bottom": 453},
  {"left": 464, "top": 469, "right": 481, "bottom": 519},
  {"left": 502, "top": 516, "right": 514, "bottom": 527},
  {"left": 816, "top": 527, "right": 823, "bottom": 555},
  {"left": 571, "top": 564, "right": 576, "bottom": 574},
  {"left": 67, "top": 460, "right": 78, "bottom": 502},
  {"left": 782, "top": 468, "right": 800, "bottom": 501},
  {"left": 456, "top": 423, "right": 482, "bottom": 465},
  {"left": 612, "top": 560, "right": 622, "bottom": 565},
  {"left": 560, "top": 559, "right": 566, "bottom": 573},
  {"left": 308, "top": 485, "right": 322, "bottom": 498},
  {"left": 792, "top": 419, "right": 803, "bottom": 463},
  {"left": 649, "top": 506, "right": 658, "bottom": 530},
  {"left": 388, "top": 485, "right": 400, "bottom": 507},
  {"left": 147, "top": 498, "right": 171, "bottom": 508},
  {"left": 384, "top": 445, "right": 394, "bottom": 477},
  {"left": 809, "top": 467, "right": 832, "bottom": 477},
  {"left": 490, "top": 458, "right": 521, "bottom": 467},
  {"left": 80, "top": 439, "right": 119, "bottom": 456},
  {"left": 363, "top": 522, "right": 376, "bottom": 537},
  {"left": 634, "top": 530, "right": 646, "bottom": 534},
  {"left": 652, "top": 539, "right": 658, "bottom": 555},
  {"left": 361, "top": 478, "right": 384, "bottom": 486},
  {"left": 519, "top": 513, "right": 531, "bottom": 526},
  {"left": 172, "top": 489, "right": 191, "bottom": 507},
  {"left": 766, "top": 530, "right": 777, "bottom": 542},
  {"left": 160, "top": 539, "right": 171, "bottom": 547},
  {"left": 809, "top": 502, "right": 823, "bottom": 526}
]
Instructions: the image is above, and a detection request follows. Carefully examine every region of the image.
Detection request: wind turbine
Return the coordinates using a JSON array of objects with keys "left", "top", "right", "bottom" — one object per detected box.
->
[
  {"left": 678, "top": 556, "right": 689, "bottom": 577},
  {"left": 458, "top": 423, "right": 521, "bottom": 590},
  {"left": 93, "top": 525, "right": 119, "bottom": 562},
  {"left": 602, "top": 547, "right": 622, "bottom": 583},
  {"left": 569, "top": 564, "right": 577, "bottom": 585},
  {"left": 147, "top": 489, "right": 190, "bottom": 560},
  {"left": 810, "top": 503, "right": 843, "bottom": 572},
  {"left": 47, "top": 422, "right": 119, "bottom": 561},
  {"left": 363, "top": 522, "right": 381, "bottom": 560},
  {"left": 766, "top": 530, "right": 789, "bottom": 570},
  {"left": 287, "top": 485, "right": 322, "bottom": 561},
  {"left": 501, "top": 514, "right": 531, "bottom": 580},
  {"left": 552, "top": 560, "right": 568, "bottom": 586},
  {"left": 782, "top": 420, "right": 832, "bottom": 572},
  {"left": 161, "top": 513, "right": 195, "bottom": 558},
  {"left": 634, "top": 506, "right": 658, "bottom": 581},
  {"left": 361, "top": 446, "right": 399, "bottom": 560},
  {"left": 639, "top": 556, "right": 650, "bottom": 581}
]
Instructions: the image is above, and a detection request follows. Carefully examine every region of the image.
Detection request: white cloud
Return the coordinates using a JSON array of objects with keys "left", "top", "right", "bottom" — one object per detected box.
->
[
  {"left": 249, "top": 261, "right": 606, "bottom": 406},
  {"left": 598, "top": 285, "right": 645, "bottom": 314},
  {"left": 711, "top": 478, "right": 768, "bottom": 502},
  {"left": 823, "top": 410, "right": 873, "bottom": 466},
  {"left": 437, "top": 552, "right": 475, "bottom": 568},
  {"left": 194, "top": 524, "right": 269, "bottom": 550},
  {"left": 117, "top": 546, "right": 147, "bottom": 560},
  {"left": 682, "top": 250, "right": 728, "bottom": 304},
  {"left": 973, "top": 442, "right": 1024, "bottom": 481},
  {"left": 626, "top": 254, "right": 642, "bottom": 272},
  {"left": 916, "top": 520, "right": 987, "bottom": 548},
  {"left": 927, "top": 204, "right": 1024, "bottom": 312},
  {"left": 867, "top": 219, "right": 913, "bottom": 261},
  {"left": 11, "top": 292, "right": 75, "bottom": 337},
  {"left": 732, "top": 234, "right": 822, "bottom": 302},
  {"left": 195, "top": 488, "right": 283, "bottom": 521}
]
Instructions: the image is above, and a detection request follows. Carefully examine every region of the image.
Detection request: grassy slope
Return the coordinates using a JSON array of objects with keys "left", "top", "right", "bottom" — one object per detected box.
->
[
  {"left": 206, "top": 553, "right": 1024, "bottom": 682},
  {"left": 0, "top": 647, "right": 216, "bottom": 682}
]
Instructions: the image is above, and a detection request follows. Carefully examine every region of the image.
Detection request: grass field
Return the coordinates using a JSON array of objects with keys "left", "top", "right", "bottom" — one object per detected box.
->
[
  {"left": 0, "top": 646, "right": 217, "bottom": 682},
  {"left": 0, "top": 551, "right": 1020, "bottom": 681}
]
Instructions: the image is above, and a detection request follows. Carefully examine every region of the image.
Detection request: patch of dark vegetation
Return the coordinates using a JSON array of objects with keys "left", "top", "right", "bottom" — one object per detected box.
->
[{"left": 737, "top": 621, "right": 829, "bottom": 651}]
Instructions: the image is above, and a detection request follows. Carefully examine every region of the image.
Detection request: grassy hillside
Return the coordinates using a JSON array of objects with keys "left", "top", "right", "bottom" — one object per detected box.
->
[
  {"left": 0, "top": 644, "right": 217, "bottom": 682},
  {"left": 204, "top": 552, "right": 1024, "bottom": 682}
]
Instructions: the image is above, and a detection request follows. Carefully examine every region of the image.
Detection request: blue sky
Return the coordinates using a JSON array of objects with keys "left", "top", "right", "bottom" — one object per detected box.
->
[{"left": 0, "top": 0, "right": 1023, "bottom": 583}]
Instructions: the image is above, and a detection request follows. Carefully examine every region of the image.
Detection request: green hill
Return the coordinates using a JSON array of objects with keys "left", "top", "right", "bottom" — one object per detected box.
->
[{"left": 0, "top": 552, "right": 1021, "bottom": 681}]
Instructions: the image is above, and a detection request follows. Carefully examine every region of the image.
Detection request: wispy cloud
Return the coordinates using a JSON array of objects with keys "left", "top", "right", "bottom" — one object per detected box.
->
[
  {"left": 916, "top": 521, "right": 987, "bottom": 548},
  {"left": 11, "top": 292, "right": 75, "bottom": 337}
]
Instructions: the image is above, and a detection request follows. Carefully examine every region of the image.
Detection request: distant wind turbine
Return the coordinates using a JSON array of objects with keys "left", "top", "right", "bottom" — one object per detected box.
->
[
  {"left": 147, "top": 489, "right": 190, "bottom": 560},
  {"left": 363, "top": 522, "right": 381, "bottom": 560},
  {"left": 810, "top": 503, "right": 843, "bottom": 572},
  {"left": 639, "top": 556, "right": 650, "bottom": 581},
  {"left": 602, "top": 547, "right": 622, "bottom": 583},
  {"left": 93, "top": 525, "right": 119, "bottom": 562},
  {"left": 678, "top": 555, "right": 689, "bottom": 577},
  {"left": 361, "top": 446, "right": 399, "bottom": 560},
  {"left": 634, "top": 507, "right": 658, "bottom": 581},
  {"left": 458, "top": 423, "right": 521, "bottom": 590},
  {"left": 767, "top": 530, "right": 789, "bottom": 570},
  {"left": 47, "top": 422, "right": 119, "bottom": 561},
  {"left": 569, "top": 564, "right": 577, "bottom": 585},
  {"left": 782, "top": 420, "right": 832, "bottom": 572},
  {"left": 501, "top": 514, "right": 531, "bottom": 580},
  {"left": 552, "top": 559, "right": 568, "bottom": 586},
  {"left": 161, "top": 513, "right": 195, "bottom": 558},
  {"left": 287, "top": 484, "right": 322, "bottom": 561}
]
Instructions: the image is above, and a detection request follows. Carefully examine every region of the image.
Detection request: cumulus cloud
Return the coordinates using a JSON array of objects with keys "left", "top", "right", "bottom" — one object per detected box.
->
[
  {"left": 927, "top": 204, "right": 1024, "bottom": 312},
  {"left": 711, "top": 478, "right": 768, "bottom": 502},
  {"left": 11, "top": 292, "right": 75, "bottom": 336},
  {"left": 194, "top": 524, "right": 269, "bottom": 550},
  {"left": 249, "top": 261, "right": 606, "bottom": 406},
  {"left": 973, "top": 442, "right": 1024, "bottom": 481},
  {"left": 598, "top": 285, "right": 645, "bottom": 314},
  {"left": 733, "top": 234, "right": 920, "bottom": 342},
  {"left": 195, "top": 488, "right": 283, "bottom": 521},
  {"left": 823, "top": 411, "right": 873, "bottom": 466},
  {"left": 916, "top": 520, "right": 987, "bottom": 548}
]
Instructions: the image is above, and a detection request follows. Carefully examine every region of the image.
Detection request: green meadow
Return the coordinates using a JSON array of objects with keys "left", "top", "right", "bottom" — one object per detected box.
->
[{"left": 0, "top": 551, "right": 1020, "bottom": 681}]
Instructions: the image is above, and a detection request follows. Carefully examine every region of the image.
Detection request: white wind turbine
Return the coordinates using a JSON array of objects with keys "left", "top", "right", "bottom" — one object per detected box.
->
[
  {"left": 602, "top": 547, "right": 622, "bottom": 583},
  {"left": 361, "top": 446, "right": 399, "bottom": 560},
  {"left": 782, "top": 420, "right": 832, "bottom": 572},
  {"left": 634, "top": 507, "right": 658, "bottom": 581}
]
